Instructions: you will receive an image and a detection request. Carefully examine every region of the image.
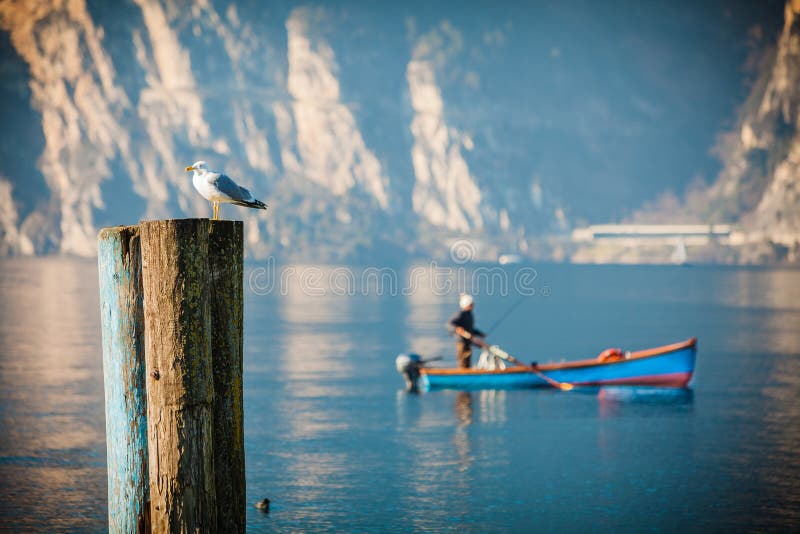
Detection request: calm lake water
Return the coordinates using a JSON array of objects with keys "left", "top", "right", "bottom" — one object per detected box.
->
[{"left": 0, "top": 258, "right": 798, "bottom": 532}]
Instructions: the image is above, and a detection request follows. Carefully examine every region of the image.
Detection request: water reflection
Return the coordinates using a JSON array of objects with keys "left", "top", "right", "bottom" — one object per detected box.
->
[
  {"left": 596, "top": 387, "right": 694, "bottom": 417},
  {"left": 271, "top": 274, "right": 357, "bottom": 441},
  {"left": 725, "top": 270, "right": 800, "bottom": 355},
  {"left": 394, "top": 388, "right": 512, "bottom": 482},
  {"left": 729, "top": 269, "right": 800, "bottom": 311},
  {"left": 2, "top": 260, "right": 798, "bottom": 532},
  {"left": 454, "top": 391, "right": 473, "bottom": 427},
  {"left": 757, "top": 352, "right": 800, "bottom": 525},
  {"left": 0, "top": 258, "right": 105, "bottom": 531},
  {"left": 478, "top": 389, "right": 507, "bottom": 425},
  {"left": 396, "top": 389, "right": 509, "bottom": 430},
  {"left": 454, "top": 392, "right": 473, "bottom": 473},
  {"left": 402, "top": 265, "right": 450, "bottom": 361}
]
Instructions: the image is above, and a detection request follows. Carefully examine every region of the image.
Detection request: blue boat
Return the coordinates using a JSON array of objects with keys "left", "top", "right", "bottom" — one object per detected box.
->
[{"left": 417, "top": 338, "right": 697, "bottom": 391}]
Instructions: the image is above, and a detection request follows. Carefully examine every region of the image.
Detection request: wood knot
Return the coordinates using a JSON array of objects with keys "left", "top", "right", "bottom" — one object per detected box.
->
[{"left": 150, "top": 369, "right": 160, "bottom": 380}]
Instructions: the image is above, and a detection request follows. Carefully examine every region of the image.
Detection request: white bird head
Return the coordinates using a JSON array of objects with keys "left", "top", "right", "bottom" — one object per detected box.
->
[{"left": 185, "top": 161, "right": 209, "bottom": 173}]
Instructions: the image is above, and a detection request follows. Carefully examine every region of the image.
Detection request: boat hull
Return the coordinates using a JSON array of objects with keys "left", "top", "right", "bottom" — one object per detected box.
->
[{"left": 420, "top": 338, "right": 696, "bottom": 391}]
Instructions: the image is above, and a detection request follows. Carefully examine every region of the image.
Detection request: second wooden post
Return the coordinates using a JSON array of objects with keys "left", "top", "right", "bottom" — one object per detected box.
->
[{"left": 208, "top": 220, "right": 246, "bottom": 532}]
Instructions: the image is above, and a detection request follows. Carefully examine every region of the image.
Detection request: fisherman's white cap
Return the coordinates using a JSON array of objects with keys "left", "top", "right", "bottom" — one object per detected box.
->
[{"left": 459, "top": 293, "right": 474, "bottom": 310}]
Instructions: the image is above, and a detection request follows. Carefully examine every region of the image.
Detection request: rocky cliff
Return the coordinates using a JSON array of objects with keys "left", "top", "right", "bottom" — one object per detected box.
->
[
  {"left": 708, "top": 0, "right": 800, "bottom": 261},
  {"left": 0, "top": 0, "right": 787, "bottom": 261}
]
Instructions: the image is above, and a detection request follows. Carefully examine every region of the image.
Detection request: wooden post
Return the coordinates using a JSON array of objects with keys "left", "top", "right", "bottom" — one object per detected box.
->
[
  {"left": 101, "top": 218, "right": 247, "bottom": 533},
  {"left": 140, "top": 219, "right": 217, "bottom": 532},
  {"left": 98, "top": 225, "right": 150, "bottom": 533},
  {"left": 208, "top": 221, "right": 246, "bottom": 532}
]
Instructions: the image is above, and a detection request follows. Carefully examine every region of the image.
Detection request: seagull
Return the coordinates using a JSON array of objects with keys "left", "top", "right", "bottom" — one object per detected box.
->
[{"left": 185, "top": 161, "right": 268, "bottom": 220}]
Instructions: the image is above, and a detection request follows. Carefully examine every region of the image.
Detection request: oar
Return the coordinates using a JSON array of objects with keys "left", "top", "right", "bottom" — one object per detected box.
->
[
  {"left": 458, "top": 329, "right": 574, "bottom": 391},
  {"left": 485, "top": 343, "right": 574, "bottom": 391}
]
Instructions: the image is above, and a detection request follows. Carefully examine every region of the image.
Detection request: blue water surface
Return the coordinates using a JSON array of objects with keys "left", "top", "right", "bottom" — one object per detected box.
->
[{"left": 0, "top": 259, "right": 798, "bottom": 532}]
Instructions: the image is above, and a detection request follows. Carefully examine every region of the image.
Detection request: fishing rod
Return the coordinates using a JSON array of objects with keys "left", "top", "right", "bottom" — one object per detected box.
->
[{"left": 484, "top": 293, "right": 529, "bottom": 336}]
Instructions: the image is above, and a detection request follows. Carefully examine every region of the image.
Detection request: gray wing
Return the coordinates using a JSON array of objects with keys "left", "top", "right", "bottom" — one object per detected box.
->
[{"left": 212, "top": 173, "right": 255, "bottom": 202}]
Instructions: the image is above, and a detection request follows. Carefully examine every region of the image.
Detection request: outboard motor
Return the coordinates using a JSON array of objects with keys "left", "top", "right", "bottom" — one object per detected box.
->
[{"left": 395, "top": 353, "right": 423, "bottom": 392}]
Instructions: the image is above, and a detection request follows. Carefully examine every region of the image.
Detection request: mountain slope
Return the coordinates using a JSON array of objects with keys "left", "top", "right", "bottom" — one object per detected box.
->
[
  {"left": 0, "top": 0, "right": 786, "bottom": 261},
  {"left": 702, "top": 0, "right": 800, "bottom": 261}
]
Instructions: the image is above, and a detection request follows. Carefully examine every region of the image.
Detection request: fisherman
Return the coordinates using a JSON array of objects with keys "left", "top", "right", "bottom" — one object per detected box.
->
[{"left": 447, "top": 293, "right": 485, "bottom": 368}]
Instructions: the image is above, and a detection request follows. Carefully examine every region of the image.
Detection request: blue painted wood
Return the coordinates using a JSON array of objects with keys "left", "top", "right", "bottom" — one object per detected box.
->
[{"left": 98, "top": 226, "right": 149, "bottom": 533}]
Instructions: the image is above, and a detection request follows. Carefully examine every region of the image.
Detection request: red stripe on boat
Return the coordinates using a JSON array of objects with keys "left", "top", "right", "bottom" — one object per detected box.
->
[{"left": 573, "top": 372, "right": 693, "bottom": 388}]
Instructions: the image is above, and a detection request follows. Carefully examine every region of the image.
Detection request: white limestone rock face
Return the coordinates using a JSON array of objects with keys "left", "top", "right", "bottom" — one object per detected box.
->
[
  {"left": 709, "top": 0, "right": 800, "bottom": 253},
  {"left": 0, "top": 0, "right": 279, "bottom": 254},
  {"left": 753, "top": 136, "right": 800, "bottom": 246},
  {"left": 407, "top": 25, "right": 483, "bottom": 233},
  {"left": 0, "top": 178, "right": 33, "bottom": 256},
  {"left": 2, "top": 1, "right": 786, "bottom": 262},
  {"left": 132, "top": 0, "right": 213, "bottom": 218},
  {"left": 278, "top": 7, "right": 389, "bottom": 209},
  {"left": 750, "top": 0, "right": 800, "bottom": 247},
  {"left": 0, "top": 0, "right": 130, "bottom": 256},
  {"left": 0, "top": 2, "right": 564, "bottom": 260}
]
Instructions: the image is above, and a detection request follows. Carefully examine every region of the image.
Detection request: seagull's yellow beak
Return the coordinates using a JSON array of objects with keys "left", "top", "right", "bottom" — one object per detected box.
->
[{"left": 185, "top": 165, "right": 194, "bottom": 171}]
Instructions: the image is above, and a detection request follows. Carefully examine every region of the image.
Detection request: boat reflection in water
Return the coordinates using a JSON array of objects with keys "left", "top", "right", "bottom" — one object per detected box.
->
[
  {"left": 595, "top": 386, "right": 694, "bottom": 418},
  {"left": 454, "top": 390, "right": 507, "bottom": 427},
  {"left": 452, "top": 390, "right": 507, "bottom": 474}
]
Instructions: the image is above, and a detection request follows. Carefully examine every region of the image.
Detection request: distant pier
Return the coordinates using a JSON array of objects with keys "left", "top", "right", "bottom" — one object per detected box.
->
[
  {"left": 569, "top": 224, "right": 742, "bottom": 264},
  {"left": 572, "top": 224, "right": 732, "bottom": 245}
]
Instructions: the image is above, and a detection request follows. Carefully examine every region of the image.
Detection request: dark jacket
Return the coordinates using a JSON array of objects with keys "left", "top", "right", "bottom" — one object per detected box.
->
[{"left": 448, "top": 309, "right": 484, "bottom": 345}]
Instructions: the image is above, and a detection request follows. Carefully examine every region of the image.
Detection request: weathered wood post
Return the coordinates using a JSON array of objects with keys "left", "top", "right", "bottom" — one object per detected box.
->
[
  {"left": 98, "top": 225, "right": 150, "bottom": 533},
  {"left": 100, "top": 218, "right": 247, "bottom": 533},
  {"left": 140, "top": 219, "right": 217, "bottom": 532},
  {"left": 208, "top": 221, "right": 246, "bottom": 532}
]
